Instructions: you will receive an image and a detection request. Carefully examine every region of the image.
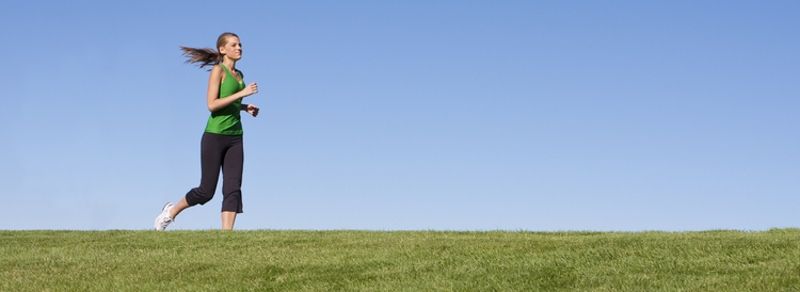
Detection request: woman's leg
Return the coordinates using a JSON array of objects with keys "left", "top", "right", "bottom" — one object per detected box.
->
[
  {"left": 221, "top": 212, "right": 237, "bottom": 230},
  {"left": 169, "top": 197, "right": 190, "bottom": 219},
  {"left": 220, "top": 135, "right": 244, "bottom": 230},
  {"left": 175, "top": 133, "right": 225, "bottom": 219}
]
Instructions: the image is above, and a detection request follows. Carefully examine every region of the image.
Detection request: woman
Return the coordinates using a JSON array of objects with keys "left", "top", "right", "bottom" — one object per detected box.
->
[{"left": 154, "top": 32, "right": 260, "bottom": 231}]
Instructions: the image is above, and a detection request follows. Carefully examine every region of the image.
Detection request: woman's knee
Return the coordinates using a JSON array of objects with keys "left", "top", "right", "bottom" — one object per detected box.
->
[{"left": 185, "top": 187, "right": 214, "bottom": 205}]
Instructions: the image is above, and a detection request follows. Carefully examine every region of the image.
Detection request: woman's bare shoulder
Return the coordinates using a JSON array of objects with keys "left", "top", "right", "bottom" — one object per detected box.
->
[{"left": 209, "top": 64, "right": 224, "bottom": 81}]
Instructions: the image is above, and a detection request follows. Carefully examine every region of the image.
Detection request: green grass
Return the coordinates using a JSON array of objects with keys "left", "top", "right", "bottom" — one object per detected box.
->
[{"left": 1, "top": 229, "right": 799, "bottom": 291}]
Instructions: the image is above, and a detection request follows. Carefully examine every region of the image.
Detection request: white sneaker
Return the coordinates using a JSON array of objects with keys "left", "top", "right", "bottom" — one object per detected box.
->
[{"left": 154, "top": 202, "right": 174, "bottom": 231}]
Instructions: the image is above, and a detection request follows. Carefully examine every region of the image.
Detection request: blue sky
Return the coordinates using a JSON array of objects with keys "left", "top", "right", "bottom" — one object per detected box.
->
[{"left": 1, "top": 1, "right": 798, "bottom": 230}]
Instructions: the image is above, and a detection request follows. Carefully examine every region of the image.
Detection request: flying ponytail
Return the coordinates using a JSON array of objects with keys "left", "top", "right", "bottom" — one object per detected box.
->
[{"left": 180, "top": 32, "right": 239, "bottom": 70}]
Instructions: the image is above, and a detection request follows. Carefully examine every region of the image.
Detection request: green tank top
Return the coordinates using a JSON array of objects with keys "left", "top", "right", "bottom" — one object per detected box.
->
[{"left": 205, "top": 64, "right": 245, "bottom": 135}]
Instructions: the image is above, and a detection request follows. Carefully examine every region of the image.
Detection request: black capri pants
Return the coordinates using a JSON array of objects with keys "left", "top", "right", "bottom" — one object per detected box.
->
[{"left": 185, "top": 132, "right": 244, "bottom": 213}]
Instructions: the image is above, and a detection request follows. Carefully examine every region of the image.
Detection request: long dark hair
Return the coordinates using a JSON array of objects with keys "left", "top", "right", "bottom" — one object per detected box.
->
[{"left": 180, "top": 32, "right": 239, "bottom": 69}]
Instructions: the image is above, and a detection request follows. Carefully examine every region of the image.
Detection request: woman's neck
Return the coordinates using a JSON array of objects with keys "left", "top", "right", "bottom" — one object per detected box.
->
[{"left": 221, "top": 58, "right": 236, "bottom": 70}]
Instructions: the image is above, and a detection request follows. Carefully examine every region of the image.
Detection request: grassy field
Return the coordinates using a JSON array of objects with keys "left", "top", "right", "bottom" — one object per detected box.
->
[{"left": 1, "top": 229, "right": 799, "bottom": 291}]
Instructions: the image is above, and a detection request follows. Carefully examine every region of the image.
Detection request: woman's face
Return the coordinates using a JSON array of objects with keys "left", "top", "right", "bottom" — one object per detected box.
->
[{"left": 220, "top": 36, "right": 242, "bottom": 60}]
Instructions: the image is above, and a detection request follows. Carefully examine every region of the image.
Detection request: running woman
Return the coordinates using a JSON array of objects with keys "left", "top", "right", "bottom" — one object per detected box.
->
[{"left": 154, "top": 32, "right": 259, "bottom": 231}]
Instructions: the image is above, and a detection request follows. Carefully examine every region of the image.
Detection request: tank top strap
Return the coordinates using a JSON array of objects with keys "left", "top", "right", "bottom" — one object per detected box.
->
[
  {"left": 219, "top": 63, "right": 233, "bottom": 76},
  {"left": 219, "top": 63, "right": 243, "bottom": 84}
]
